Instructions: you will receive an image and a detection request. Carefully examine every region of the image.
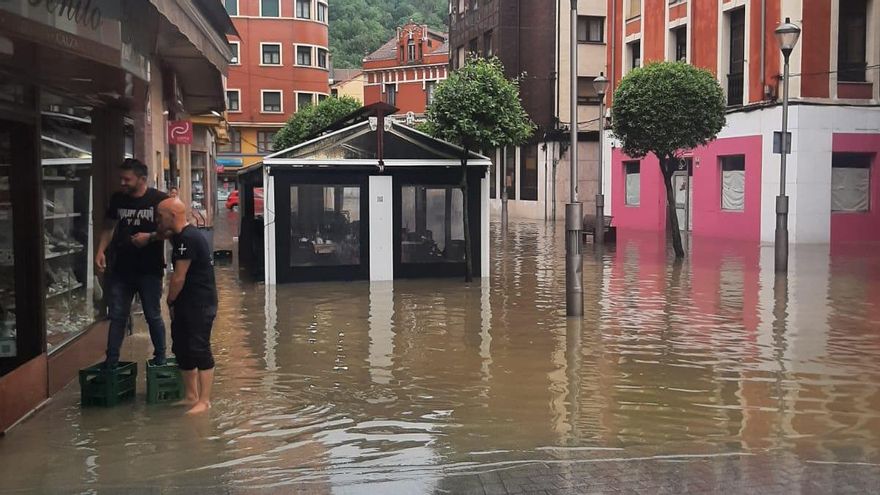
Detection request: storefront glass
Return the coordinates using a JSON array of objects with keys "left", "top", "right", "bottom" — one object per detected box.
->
[
  {"left": 0, "top": 127, "right": 17, "bottom": 360},
  {"left": 41, "top": 93, "right": 98, "bottom": 351},
  {"left": 400, "top": 186, "right": 465, "bottom": 264},
  {"left": 289, "top": 185, "right": 361, "bottom": 267}
]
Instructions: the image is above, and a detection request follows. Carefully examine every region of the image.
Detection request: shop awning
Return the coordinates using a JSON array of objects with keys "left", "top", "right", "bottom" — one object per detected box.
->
[{"left": 149, "top": 0, "right": 236, "bottom": 114}]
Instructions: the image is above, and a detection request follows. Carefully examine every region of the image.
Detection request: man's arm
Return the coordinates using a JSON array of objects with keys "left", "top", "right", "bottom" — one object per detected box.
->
[
  {"left": 95, "top": 220, "right": 117, "bottom": 274},
  {"left": 167, "top": 259, "right": 191, "bottom": 306}
]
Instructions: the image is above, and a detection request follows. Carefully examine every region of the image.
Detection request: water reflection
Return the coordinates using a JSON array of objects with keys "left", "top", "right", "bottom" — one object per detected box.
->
[{"left": 0, "top": 220, "right": 879, "bottom": 492}]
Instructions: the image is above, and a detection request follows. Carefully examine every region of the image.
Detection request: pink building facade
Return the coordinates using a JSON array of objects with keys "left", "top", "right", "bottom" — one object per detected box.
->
[{"left": 604, "top": 0, "right": 880, "bottom": 246}]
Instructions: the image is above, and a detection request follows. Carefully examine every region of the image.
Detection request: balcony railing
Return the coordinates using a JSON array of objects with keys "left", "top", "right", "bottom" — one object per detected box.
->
[{"left": 727, "top": 73, "right": 744, "bottom": 107}]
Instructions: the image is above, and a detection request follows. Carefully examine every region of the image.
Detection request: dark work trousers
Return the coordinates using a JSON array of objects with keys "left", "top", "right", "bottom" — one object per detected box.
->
[{"left": 105, "top": 272, "right": 166, "bottom": 363}]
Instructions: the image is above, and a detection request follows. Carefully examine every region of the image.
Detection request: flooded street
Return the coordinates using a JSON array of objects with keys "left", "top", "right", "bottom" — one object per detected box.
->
[{"left": 1, "top": 218, "right": 880, "bottom": 494}]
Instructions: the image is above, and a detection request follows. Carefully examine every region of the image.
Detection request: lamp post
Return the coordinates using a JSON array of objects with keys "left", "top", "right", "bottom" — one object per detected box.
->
[
  {"left": 774, "top": 18, "right": 801, "bottom": 273},
  {"left": 566, "top": 0, "right": 583, "bottom": 316},
  {"left": 593, "top": 73, "right": 609, "bottom": 247}
]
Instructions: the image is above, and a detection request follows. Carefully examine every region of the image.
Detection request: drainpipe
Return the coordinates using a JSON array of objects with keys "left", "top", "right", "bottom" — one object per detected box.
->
[
  {"left": 760, "top": 0, "right": 766, "bottom": 100},
  {"left": 610, "top": 0, "right": 616, "bottom": 91}
]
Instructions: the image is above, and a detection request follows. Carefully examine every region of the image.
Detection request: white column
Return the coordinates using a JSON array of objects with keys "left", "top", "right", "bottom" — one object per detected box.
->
[
  {"left": 481, "top": 175, "right": 490, "bottom": 278},
  {"left": 369, "top": 175, "right": 394, "bottom": 280},
  {"left": 264, "top": 171, "right": 277, "bottom": 284}
]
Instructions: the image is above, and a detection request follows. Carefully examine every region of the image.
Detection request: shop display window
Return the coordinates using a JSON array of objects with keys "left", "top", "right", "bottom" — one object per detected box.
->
[
  {"left": 0, "top": 128, "right": 16, "bottom": 359},
  {"left": 400, "top": 186, "right": 465, "bottom": 264},
  {"left": 41, "top": 95, "right": 98, "bottom": 351},
  {"left": 289, "top": 185, "right": 360, "bottom": 267}
]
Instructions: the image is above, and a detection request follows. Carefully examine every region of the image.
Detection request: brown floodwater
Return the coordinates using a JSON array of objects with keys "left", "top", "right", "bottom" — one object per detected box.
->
[{"left": 1, "top": 218, "right": 879, "bottom": 493}]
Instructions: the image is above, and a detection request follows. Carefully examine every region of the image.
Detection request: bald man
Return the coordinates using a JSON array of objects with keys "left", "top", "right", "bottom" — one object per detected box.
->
[{"left": 157, "top": 198, "right": 217, "bottom": 414}]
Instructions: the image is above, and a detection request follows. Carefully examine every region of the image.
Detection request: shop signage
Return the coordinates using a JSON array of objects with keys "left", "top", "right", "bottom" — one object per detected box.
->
[
  {"left": 168, "top": 121, "right": 193, "bottom": 145},
  {"left": 26, "top": 0, "right": 103, "bottom": 30}
]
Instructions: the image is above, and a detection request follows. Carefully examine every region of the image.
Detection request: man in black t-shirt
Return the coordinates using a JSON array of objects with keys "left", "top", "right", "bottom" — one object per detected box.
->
[
  {"left": 96, "top": 159, "right": 168, "bottom": 368},
  {"left": 158, "top": 198, "right": 217, "bottom": 415}
]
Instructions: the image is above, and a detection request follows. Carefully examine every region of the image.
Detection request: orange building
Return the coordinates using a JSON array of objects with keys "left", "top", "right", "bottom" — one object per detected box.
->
[
  {"left": 362, "top": 23, "right": 449, "bottom": 117},
  {"left": 218, "top": 0, "right": 330, "bottom": 183}
]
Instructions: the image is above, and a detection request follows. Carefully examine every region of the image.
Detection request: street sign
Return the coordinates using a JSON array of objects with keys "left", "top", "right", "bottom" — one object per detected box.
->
[{"left": 773, "top": 131, "right": 791, "bottom": 154}]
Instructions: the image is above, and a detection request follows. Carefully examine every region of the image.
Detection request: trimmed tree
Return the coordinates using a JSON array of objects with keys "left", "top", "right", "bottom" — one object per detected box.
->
[
  {"left": 611, "top": 61, "right": 726, "bottom": 258},
  {"left": 423, "top": 57, "right": 534, "bottom": 281},
  {"left": 273, "top": 96, "right": 362, "bottom": 150}
]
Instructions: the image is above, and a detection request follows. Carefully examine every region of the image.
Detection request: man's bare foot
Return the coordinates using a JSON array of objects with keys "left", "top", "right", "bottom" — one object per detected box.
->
[
  {"left": 185, "top": 401, "right": 211, "bottom": 415},
  {"left": 172, "top": 398, "right": 198, "bottom": 407}
]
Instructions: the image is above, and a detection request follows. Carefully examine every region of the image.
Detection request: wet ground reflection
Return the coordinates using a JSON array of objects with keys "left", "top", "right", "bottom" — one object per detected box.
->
[{"left": 1, "top": 220, "right": 879, "bottom": 493}]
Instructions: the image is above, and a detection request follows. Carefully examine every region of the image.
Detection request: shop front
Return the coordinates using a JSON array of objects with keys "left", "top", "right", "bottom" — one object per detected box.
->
[
  {"left": 0, "top": 0, "right": 233, "bottom": 432},
  {"left": 239, "top": 115, "right": 491, "bottom": 284}
]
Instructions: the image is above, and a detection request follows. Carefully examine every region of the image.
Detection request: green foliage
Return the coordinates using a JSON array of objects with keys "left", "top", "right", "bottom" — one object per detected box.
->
[
  {"left": 423, "top": 57, "right": 535, "bottom": 154},
  {"left": 273, "top": 96, "right": 362, "bottom": 151},
  {"left": 329, "top": 0, "right": 448, "bottom": 69},
  {"left": 611, "top": 61, "right": 726, "bottom": 161}
]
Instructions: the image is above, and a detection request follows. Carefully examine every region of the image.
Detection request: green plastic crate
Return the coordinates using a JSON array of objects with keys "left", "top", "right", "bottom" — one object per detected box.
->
[
  {"left": 79, "top": 362, "right": 137, "bottom": 407},
  {"left": 146, "top": 358, "right": 184, "bottom": 404}
]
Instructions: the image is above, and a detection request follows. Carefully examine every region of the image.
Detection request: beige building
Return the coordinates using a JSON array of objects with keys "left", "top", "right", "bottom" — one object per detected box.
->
[
  {"left": 330, "top": 68, "right": 365, "bottom": 103},
  {"left": 550, "top": 0, "right": 608, "bottom": 222}
]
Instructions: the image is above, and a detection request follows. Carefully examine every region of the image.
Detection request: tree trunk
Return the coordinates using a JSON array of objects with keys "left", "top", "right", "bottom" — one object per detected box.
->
[
  {"left": 461, "top": 153, "right": 473, "bottom": 282},
  {"left": 660, "top": 156, "right": 686, "bottom": 259}
]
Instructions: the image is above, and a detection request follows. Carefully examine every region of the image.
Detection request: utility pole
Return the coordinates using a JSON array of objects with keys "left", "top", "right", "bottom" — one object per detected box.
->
[{"left": 565, "top": 0, "right": 583, "bottom": 317}]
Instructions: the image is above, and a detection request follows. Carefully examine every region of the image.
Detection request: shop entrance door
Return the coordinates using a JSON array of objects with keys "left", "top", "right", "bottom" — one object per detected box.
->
[{"left": 672, "top": 158, "right": 693, "bottom": 232}]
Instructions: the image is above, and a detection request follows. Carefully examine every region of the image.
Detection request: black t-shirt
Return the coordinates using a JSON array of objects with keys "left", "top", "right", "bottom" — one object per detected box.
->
[
  {"left": 171, "top": 225, "right": 217, "bottom": 308},
  {"left": 106, "top": 188, "right": 168, "bottom": 276}
]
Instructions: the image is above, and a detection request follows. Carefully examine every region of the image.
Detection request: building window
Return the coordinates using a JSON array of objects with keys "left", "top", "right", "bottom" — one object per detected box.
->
[
  {"left": 408, "top": 40, "right": 416, "bottom": 61},
  {"left": 318, "top": 94, "right": 328, "bottom": 103},
  {"left": 673, "top": 26, "right": 687, "bottom": 61},
  {"left": 296, "top": 0, "right": 311, "bottom": 19},
  {"left": 261, "top": 43, "right": 281, "bottom": 65},
  {"left": 627, "top": 0, "right": 641, "bottom": 19},
  {"left": 426, "top": 81, "right": 437, "bottom": 106},
  {"left": 629, "top": 41, "right": 641, "bottom": 70},
  {"left": 469, "top": 38, "right": 479, "bottom": 55},
  {"left": 331, "top": 88, "right": 339, "bottom": 97},
  {"left": 262, "top": 91, "right": 282, "bottom": 113},
  {"left": 400, "top": 186, "right": 465, "bottom": 264},
  {"left": 727, "top": 8, "right": 745, "bottom": 106},
  {"left": 219, "top": 128, "right": 242, "bottom": 153},
  {"left": 226, "top": 90, "right": 240, "bottom": 112},
  {"left": 720, "top": 155, "right": 745, "bottom": 211},
  {"left": 385, "top": 84, "right": 397, "bottom": 106},
  {"left": 625, "top": 161, "right": 640, "bottom": 205},
  {"left": 577, "top": 16, "right": 604, "bottom": 43},
  {"left": 838, "top": 0, "right": 868, "bottom": 82},
  {"left": 229, "top": 41, "right": 240, "bottom": 64},
  {"left": 296, "top": 46, "right": 312, "bottom": 66},
  {"left": 520, "top": 144, "right": 538, "bottom": 201},
  {"left": 483, "top": 30, "right": 494, "bottom": 56},
  {"left": 224, "top": 0, "right": 238, "bottom": 16},
  {"left": 290, "top": 185, "right": 361, "bottom": 267},
  {"left": 456, "top": 46, "right": 465, "bottom": 69},
  {"left": 577, "top": 77, "right": 600, "bottom": 104},
  {"left": 257, "top": 131, "right": 277, "bottom": 154},
  {"left": 317, "top": 48, "right": 328, "bottom": 69},
  {"left": 317, "top": 2, "right": 328, "bottom": 22},
  {"left": 504, "top": 146, "right": 516, "bottom": 200},
  {"left": 297, "top": 92, "right": 314, "bottom": 110},
  {"left": 831, "top": 153, "right": 871, "bottom": 212},
  {"left": 260, "top": 0, "right": 280, "bottom": 17}
]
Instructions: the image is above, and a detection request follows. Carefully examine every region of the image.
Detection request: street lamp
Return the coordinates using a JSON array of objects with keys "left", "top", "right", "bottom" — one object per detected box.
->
[
  {"left": 774, "top": 17, "right": 801, "bottom": 273},
  {"left": 566, "top": 0, "right": 583, "bottom": 316},
  {"left": 593, "top": 73, "right": 609, "bottom": 247}
]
